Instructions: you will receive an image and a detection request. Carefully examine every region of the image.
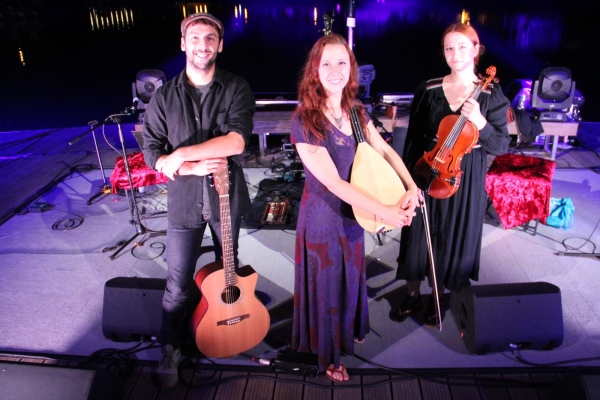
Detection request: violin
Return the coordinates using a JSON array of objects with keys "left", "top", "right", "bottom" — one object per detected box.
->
[{"left": 413, "top": 66, "right": 497, "bottom": 199}]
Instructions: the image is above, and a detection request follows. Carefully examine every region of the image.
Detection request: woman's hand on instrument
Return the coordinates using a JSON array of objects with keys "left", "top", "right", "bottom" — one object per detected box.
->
[
  {"left": 399, "top": 188, "right": 420, "bottom": 212},
  {"left": 461, "top": 98, "right": 486, "bottom": 130},
  {"left": 396, "top": 189, "right": 420, "bottom": 226},
  {"left": 379, "top": 203, "right": 416, "bottom": 228}
]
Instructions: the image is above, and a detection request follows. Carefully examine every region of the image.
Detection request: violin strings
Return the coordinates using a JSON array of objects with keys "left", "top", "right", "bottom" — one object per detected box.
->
[{"left": 433, "top": 83, "right": 485, "bottom": 171}]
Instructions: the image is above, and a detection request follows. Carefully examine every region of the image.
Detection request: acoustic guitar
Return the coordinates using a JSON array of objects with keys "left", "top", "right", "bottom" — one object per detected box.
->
[
  {"left": 190, "top": 166, "right": 270, "bottom": 358},
  {"left": 349, "top": 107, "right": 406, "bottom": 233}
]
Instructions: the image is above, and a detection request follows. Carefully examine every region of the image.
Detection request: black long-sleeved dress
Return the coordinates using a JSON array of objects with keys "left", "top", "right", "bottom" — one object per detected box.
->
[{"left": 396, "top": 77, "right": 510, "bottom": 291}]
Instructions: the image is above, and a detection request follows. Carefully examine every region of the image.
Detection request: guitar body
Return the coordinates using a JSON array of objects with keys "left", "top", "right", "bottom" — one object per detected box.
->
[
  {"left": 191, "top": 261, "right": 270, "bottom": 358},
  {"left": 190, "top": 166, "right": 270, "bottom": 358},
  {"left": 351, "top": 142, "right": 406, "bottom": 233}
]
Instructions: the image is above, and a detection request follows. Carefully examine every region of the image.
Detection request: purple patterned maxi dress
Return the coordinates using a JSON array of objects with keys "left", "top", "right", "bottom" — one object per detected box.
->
[{"left": 290, "top": 118, "right": 370, "bottom": 372}]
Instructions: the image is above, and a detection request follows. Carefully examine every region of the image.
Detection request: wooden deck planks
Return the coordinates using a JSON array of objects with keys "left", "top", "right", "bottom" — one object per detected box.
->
[
  {"left": 273, "top": 373, "right": 304, "bottom": 400},
  {"left": 361, "top": 374, "right": 394, "bottom": 400},
  {"left": 475, "top": 374, "right": 512, "bottom": 400},
  {"left": 244, "top": 372, "right": 277, "bottom": 400},
  {"left": 213, "top": 371, "right": 249, "bottom": 400},
  {"left": 448, "top": 374, "right": 484, "bottom": 400},
  {"left": 0, "top": 355, "right": 575, "bottom": 400}
]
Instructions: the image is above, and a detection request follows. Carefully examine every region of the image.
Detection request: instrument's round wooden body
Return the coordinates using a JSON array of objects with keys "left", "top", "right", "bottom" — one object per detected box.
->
[
  {"left": 413, "top": 115, "right": 479, "bottom": 199},
  {"left": 351, "top": 142, "right": 406, "bottom": 233}
]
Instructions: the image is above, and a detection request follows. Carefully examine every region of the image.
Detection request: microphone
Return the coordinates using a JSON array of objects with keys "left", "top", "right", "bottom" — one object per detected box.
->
[{"left": 121, "top": 97, "right": 141, "bottom": 114}]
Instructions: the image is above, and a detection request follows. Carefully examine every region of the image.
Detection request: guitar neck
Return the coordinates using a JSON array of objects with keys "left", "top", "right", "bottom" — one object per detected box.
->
[{"left": 219, "top": 193, "right": 236, "bottom": 286}]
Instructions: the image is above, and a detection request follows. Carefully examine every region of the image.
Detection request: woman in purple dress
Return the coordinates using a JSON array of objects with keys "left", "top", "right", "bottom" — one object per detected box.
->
[{"left": 290, "top": 33, "right": 419, "bottom": 382}]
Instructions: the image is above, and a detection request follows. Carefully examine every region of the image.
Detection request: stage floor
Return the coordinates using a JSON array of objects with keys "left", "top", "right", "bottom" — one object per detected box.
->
[{"left": 0, "top": 123, "right": 599, "bottom": 398}]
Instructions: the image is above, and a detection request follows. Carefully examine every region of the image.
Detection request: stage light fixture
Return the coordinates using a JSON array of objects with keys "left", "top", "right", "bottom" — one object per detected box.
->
[
  {"left": 530, "top": 67, "right": 576, "bottom": 122},
  {"left": 358, "top": 63, "right": 376, "bottom": 97},
  {"left": 131, "top": 69, "right": 167, "bottom": 123},
  {"left": 357, "top": 63, "right": 376, "bottom": 112},
  {"left": 132, "top": 69, "right": 167, "bottom": 110}
]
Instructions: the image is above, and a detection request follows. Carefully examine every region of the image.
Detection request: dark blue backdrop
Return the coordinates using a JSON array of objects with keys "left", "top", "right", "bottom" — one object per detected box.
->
[{"left": 1, "top": 0, "right": 597, "bottom": 131}]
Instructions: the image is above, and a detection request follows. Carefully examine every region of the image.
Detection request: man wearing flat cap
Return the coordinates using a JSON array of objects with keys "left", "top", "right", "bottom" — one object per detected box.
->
[{"left": 142, "top": 12, "right": 254, "bottom": 388}]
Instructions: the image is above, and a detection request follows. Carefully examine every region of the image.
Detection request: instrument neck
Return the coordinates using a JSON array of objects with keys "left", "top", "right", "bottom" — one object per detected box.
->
[
  {"left": 443, "top": 81, "right": 485, "bottom": 147},
  {"left": 219, "top": 193, "right": 237, "bottom": 286},
  {"left": 349, "top": 107, "right": 366, "bottom": 144}
]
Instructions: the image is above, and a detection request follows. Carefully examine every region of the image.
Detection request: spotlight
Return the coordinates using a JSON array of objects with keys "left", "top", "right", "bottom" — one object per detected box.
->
[
  {"left": 357, "top": 63, "right": 376, "bottom": 112},
  {"left": 530, "top": 67, "right": 576, "bottom": 122},
  {"left": 132, "top": 69, "right": 167, "bottom": 117}
]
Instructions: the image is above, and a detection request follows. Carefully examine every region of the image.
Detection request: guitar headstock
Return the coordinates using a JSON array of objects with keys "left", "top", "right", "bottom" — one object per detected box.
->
[{"left": 212, "top": 166, "right": 230, "bottom": 196}]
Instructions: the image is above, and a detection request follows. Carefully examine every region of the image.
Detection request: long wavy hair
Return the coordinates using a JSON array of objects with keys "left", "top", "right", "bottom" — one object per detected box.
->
[{"left": 294, "top": 33, "right": 369, "bottom": 144}]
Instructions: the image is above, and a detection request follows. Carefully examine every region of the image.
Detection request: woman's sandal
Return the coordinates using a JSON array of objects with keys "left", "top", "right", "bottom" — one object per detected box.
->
[
  {"left": 390, "top": 294, "right": 422, "bottom": 322},
  {"left": 354, "top": 337, "right": 365, "bottom": 344},
  {"left": 326, "top": 363, "right": 350, "bottom": 382}
]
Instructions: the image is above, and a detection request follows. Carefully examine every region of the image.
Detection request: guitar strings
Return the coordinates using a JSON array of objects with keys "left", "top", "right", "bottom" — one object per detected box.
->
[{"left": 216, "top": 167, "right": 236, "bottom": 322}]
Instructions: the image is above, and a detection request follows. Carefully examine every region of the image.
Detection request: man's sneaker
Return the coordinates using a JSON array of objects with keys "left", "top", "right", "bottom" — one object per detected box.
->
[{"left": 155, "top": 344, "right": 181, "bottom": 388}]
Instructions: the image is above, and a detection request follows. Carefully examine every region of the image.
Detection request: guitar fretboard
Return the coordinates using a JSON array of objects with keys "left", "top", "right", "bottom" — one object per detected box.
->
[{"left": 219, "top": 193, "right": 236, "bottom": 286}]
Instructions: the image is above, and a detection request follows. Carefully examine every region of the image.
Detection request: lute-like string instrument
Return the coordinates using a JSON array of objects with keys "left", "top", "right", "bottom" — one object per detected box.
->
[{"left": 349, "top": 107, "right": 406, "bottom": 233}]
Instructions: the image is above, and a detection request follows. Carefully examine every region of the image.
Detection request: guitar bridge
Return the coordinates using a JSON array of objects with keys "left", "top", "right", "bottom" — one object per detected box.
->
[{"left": 216, "top": 313, "right": 250, "bottom": 326}]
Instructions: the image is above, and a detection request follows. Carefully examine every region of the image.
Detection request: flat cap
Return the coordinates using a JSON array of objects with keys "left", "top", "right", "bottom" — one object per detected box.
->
[{"left": 181, "top": 13, "right": 224, "bottom": 38}]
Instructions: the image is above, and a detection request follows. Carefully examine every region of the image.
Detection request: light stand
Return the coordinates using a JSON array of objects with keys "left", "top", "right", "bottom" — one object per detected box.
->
[{"left": 346, "top": 0, "right": 356, "bottom": 50}]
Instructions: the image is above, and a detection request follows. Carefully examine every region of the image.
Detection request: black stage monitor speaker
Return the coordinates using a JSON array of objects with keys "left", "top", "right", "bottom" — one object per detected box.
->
[
  {"left": 0, "top": 362, "right": 123, "bottom": 400},
  {"left": 102, "top": 277, "right": 165, "bottom": 342},
  {"left": 450, "top": 282, "right": 564, "bottom": 354}
]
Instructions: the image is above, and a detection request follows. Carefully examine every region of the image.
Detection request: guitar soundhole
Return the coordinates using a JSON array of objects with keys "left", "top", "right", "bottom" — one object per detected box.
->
[{"left": 221, "top": 285, "right": 241, "bottom": 304}]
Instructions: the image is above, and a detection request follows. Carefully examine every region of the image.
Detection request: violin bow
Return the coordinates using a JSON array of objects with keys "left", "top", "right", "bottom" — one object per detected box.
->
[{"left": 421, "top": 194, "right": 442, "bottom": 331}]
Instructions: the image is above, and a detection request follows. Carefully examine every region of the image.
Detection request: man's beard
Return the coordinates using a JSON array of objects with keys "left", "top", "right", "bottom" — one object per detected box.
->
[{"left": 190, "top": 52, "right": 217, "bottom": 71}]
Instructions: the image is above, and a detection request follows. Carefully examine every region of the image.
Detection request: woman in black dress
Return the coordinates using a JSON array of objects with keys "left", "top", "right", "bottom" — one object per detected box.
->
[{"left": 394, "top": 23, "right": 510, "bottom": 325}]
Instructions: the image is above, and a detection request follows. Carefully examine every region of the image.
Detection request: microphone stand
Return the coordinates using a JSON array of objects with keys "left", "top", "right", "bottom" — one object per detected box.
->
[
  {"left": 370, "top": 114, "right": 392, "bottom": 142},
  {"left": 81, "top": 120, "right": 112, "bottom": 205},
  {"left": 108, "top": 113, "right": 147, "bottom": 260}
]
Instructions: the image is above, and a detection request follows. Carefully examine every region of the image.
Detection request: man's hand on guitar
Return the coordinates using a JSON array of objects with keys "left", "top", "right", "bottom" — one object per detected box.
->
[
  {"left": 186, "top": 158, "right": 228, "bottom": 176},
  {"left": 156, "top": 150, "right": 186, "bottom": 180}
]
